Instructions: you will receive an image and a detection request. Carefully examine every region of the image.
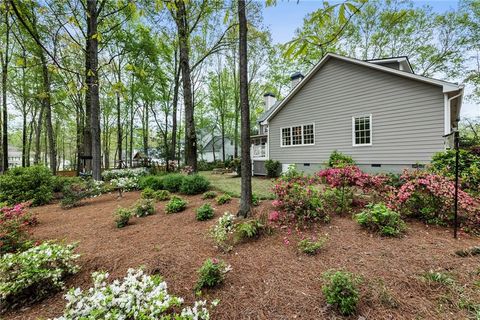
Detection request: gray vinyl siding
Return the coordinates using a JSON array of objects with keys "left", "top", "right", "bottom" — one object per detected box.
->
[{"left": 268, "top": 58, "right": 445, "bottom": 166}]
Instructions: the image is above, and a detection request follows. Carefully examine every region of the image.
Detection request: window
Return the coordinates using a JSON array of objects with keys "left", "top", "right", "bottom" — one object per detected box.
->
[
  {"left": 281, "top": 123, "right": 315, "bottom": 147},
  {"left": 282, "top": 128, "right": 291, "bottom": 146},
  {"left": 303, "top": 124, "right": 314, "bottom": 144},
  {"left": 292, "top": 126, "right": 302, "bottom": 145},
  {"left": 353, "top": 115, "right": 372, "bottom": 146}
]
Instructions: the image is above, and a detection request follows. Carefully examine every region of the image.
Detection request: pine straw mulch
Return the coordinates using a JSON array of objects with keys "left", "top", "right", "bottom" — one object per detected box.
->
[{"left": 4, "top": 191, "right": 480, "bottom": 320}]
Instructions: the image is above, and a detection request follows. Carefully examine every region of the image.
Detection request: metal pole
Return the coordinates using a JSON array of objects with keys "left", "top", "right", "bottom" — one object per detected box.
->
[{"left": 454, "top": 130, "right": 459, "bottom": 239}]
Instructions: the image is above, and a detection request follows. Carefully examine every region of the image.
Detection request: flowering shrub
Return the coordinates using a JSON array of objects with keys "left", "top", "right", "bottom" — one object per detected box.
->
[
  {"left": 272, "top": 181, "right": 329, "bottom": 223},
  {"left": 111, "top": 177, "right": 138, "bottom": 197},
  {"left": 133, "top": 199, "right": 155, "bottom": 217},
  {"left": 101, "top": 167, "right": 149, "bottom": 181},
  {"left": 165, "top": 196, "right": 187, "bottom": 214},
  {"left": 196, "top": 203, "right": 215, "bottom": 221},
  {"left": 114, "top": 207, "right": 132, "bottom": 228},
  {"left": 60, "top": 179, "right": 105, "bottom": 209},
  {"left": 388, "top": 171, "right": 479, "bottom": 232},
  {"left": 180, "top": 165, "right": 194, "bottom": 175},
  {"left": 141, "top": 187, "right": 156, "bottom": 199},
  {"left": 233, "top": 219, "right": 264, "bottom": 243},
  {"left": 209, "top": 212, "right": 235, "bottom": 252},
  {"left": 195, "top": 258, "right": 231, "bottom": 291},
  {"left": 355, "top": 203, "right": 406, "bottom": 237},
  {"left": 0, "top": 242, "right": 79, "bottom": 310},
  {"left": 54, "top": 268, "right": 210, "bottom": 320},
  {"left": 0, "top": 203, "right": 37, "bottom": 254}
]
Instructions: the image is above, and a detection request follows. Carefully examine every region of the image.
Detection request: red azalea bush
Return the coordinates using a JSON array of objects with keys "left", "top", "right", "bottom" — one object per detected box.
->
[
  {"left": 272, "top": 180, "right": 329, "bottom": 224},
  {"left": 387, "top": 170, "right": 479, "bottom": 232},
  {"left": 0, "top": 203, "right": 37, "bottom": 254}
]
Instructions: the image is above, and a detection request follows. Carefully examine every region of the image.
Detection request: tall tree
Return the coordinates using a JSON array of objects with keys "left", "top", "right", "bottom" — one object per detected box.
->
[
  {"left": 170, "top": 0, "right": 198, "bottom": 171},
  {"left": 237, "top": 0, "right": 252, "bottom": 218},
  {"left": 0, "top": 1, "right": 11, "bottom": 172}
]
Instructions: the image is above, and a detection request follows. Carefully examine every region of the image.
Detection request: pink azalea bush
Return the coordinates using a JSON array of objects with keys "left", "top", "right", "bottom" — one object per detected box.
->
[
  {"left": 0, "top": 203, "right": 37, "bottom": 254},
  {"left": 387, "top": 170, "right": 479, "bottom": 232}
]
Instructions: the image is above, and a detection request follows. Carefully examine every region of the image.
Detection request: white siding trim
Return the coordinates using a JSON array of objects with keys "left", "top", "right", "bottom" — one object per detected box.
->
[
  {"left": 352, "top": 114, "right": 373, "bottom": 147},
  {"left": 444, "top": 93, "right": 450, "bottom": 135}
]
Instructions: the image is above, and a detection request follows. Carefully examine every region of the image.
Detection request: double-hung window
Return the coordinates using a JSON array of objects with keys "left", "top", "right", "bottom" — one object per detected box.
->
[
  {"left": 352, "top": 115, "right": 372, "bottom": 146},
  {"left": 281, "top": 124, "right": 315, "bottom": 147}
]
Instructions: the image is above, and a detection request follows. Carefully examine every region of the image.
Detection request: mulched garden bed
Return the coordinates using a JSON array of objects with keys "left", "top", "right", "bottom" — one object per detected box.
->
[{"left": 4, "top": 191, "right": 479, "bottom": 319}]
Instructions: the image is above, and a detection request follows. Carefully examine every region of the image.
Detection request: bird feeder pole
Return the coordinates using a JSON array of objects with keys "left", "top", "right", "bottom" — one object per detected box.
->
[{"left": 453, "top": 130, "right": 459, "bottom": 239}]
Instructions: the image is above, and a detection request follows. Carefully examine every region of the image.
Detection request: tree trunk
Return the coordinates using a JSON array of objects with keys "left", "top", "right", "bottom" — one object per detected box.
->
[
  {"left": 1, "top": 3, "right": 10, "bottom": 172},
  {"left": 116, "top": 66, "right": 122, "bottom": 168},
  {"left": 21, "top": 48, "right": 27, "bottom": 167},
  {"left": 40, "top": 51, "right": 56, "bottom": 173},
  {"left": 143, "top": 103, "right": 149, "bottom": 155},
  {"left": 34, "top": 105, "right": 44, "bottom": 165},
  {"left": 170, "top": 56, "right": 180, "bottom": 171},
  {"left": 85, "top": 0, "right": 101, "bottom": 180},
  {"left": 237, "top": 0, "right": 252, "bottom": 218},
  {"left": 174, "top": 0, "right": 197, "bottom": 172}
]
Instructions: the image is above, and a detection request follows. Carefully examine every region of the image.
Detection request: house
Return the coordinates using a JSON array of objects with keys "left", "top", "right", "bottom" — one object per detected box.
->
[
  {"left": 251, "top": 53, "right": 464, "bottom": 175},
  {"left": 199, "top": 133, "right": 236, "bottom": 163}
]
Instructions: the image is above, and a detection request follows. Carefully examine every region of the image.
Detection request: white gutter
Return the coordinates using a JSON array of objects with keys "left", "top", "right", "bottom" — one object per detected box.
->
[{"left": 444, "top": 89, "right": 464, "bottom": 135}]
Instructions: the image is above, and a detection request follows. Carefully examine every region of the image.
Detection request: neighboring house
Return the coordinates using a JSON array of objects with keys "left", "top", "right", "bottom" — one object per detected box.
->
[
  {"left": 199, "top": 133, "right": 236, "bottom": 163},
  {"left": 7, "top": 146, "right": 23, "bottom": 168},
  {"left": 251, "top": 53, "right": 464, "bottom": 175}
]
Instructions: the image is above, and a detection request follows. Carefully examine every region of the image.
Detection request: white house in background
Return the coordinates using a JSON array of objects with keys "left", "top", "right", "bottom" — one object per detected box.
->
[
  {"left": 199, "top": 133, "right": 236, "bottom": 162},
  {"left": 251, "top": 53, "right": 464, "bottom": 175},
  {"left": 7, "top": 146, "right": 23, "bottom": 168}
]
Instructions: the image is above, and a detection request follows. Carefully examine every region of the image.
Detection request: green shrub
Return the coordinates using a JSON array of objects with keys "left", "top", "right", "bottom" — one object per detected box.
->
[
  {"left": 114, "top": 207, "right": 132, "bottom": 228},
  {"left": 252, "top": 193, "right": 260, "bottom": 206},
  {"left": 52, "top": 176, "right": 82, "bottom": 193},
  {"left": 265, "top": 159, "right": 281, "bottom": 178},
  {"left": 322, "top": 270, "right": 361, "bottom": 316},
  {"left": 431, "top": 149, "right": 480, "bottom": 194},
  {"left": 60, "top": 182, "right": 89, "bottom": 209},
  {"left": 165, "top": 196, "right": 187, "bottom": 214},
  {"left": 298, "top": 237, "right": 327, "bottom": 255},
  {"left": 216, "top": 194, "right": 232, "bottom": 205},
  {"left": 355, "top": 203, "right": 406, "bottom": 237},
  {"left": 196, "top": 204, "right": 215, "bottom": 221},
  {"left": 133, "top": 199, "right": 155, "bottom": 217},
  {"left": 322, "top": 187, "right": 354, "bottom": 215},
  {"left": 162, "top": 174, "right": 185, "bottom": 193},
  {"left": 0, "top": 242, "right": 80, "bottom": 309},
  {"left": 195, "top": 258, "right": 229, "bottom": 291},
  {"left": 202, "top": 191, "right": 217, "bottom": 199},
  {"left": 154, "top": 190, "right": 171, "bottom": 201},
  {"left": 180, "top": 174, "right": 210, "bottom": 195},
  {"left": 0, "top": 166, "right": 54, "bottom": 206},
  {"left": 138, "top": 175, "right": 164, "bottom": 191},
  {"left": 422, "top": 270, "right": 454, "bottom": 286},
  {"left": 234, "top": 219, "right": 263, "bottom": 242},
  {"left": 328, "top": 150, "right": 355, "bottom": 168},
  {"left": 231, "top": 158, "right": 241, "bottom": 176},
  {"left": 141, "top": 187, "right": 156, "bottom": 199}
]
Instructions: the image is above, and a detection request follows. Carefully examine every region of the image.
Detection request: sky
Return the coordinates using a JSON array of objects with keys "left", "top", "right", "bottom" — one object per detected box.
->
[{"left": 262, "top": 0, "right": 480, "bottom": 118}]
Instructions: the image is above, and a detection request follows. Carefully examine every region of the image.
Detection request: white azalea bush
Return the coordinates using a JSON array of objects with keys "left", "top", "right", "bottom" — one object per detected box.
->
[
  {"left": 54, "top": 268, "right": 211, "bottom": 320},
  {"left": 111, "top": 177, "right": 139, "bottom": 197},
  {"left": 209, "top": 212, "right": 236, "bottom": 252},
  {"left": 0, "top": 242, "right": 80, "bottom": 310},
  {"left": 102, "top": 168, "right": 149, "bottom": 181}
]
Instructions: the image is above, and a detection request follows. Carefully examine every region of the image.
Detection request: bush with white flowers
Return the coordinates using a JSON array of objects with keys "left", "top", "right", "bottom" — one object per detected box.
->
[
  {"left": 102, "top": 168, "right": 149, "bottom": 181},
  {"left": 111, "top": 177, "right": 139, "bottom": 192},
  {"left": 209, "top": 212, "right": 236, "bottom": 252},
  {"left": 54, "top": 268, "right": 211, "bottom": 320},
  {"left": 0, "top": 242, "right": 80, "bottom": 310}
]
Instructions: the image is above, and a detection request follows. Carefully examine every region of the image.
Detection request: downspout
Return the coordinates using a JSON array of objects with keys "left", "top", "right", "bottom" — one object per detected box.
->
[{"left": 444, "top": 89, "right": 464, "bottom": 148}]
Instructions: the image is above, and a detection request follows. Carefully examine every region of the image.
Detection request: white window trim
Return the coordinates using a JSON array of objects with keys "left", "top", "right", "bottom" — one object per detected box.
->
[
  {"left": 280, "top": 123, "right": 315, "bottom": 147},
  {"left": 352, "top": 115, "right": 373, "bottom": 147}
]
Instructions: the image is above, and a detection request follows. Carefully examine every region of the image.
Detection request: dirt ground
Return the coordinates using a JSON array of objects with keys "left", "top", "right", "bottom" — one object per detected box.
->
[{"left": 4, "top": 191, "right": 480, "bottom": 320}]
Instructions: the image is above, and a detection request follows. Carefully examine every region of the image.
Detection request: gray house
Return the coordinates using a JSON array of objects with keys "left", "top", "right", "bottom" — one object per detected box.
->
[{"left": 251, "top": 53, "right": 464, "bottom": 175}]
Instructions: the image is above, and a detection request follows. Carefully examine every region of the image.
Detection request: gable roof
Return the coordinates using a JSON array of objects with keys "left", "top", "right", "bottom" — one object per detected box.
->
[
  {"left": 366, "top": 56, "right": 414, "bottom": 73},
  {"left": 263, "top": 53, "right": 463, "bottom": 123}
]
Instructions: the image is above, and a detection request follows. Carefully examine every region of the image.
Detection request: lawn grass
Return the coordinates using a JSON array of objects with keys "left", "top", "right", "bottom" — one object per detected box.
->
[{"left": 199, "top": 171, "right": 275, "bottom": 199}]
